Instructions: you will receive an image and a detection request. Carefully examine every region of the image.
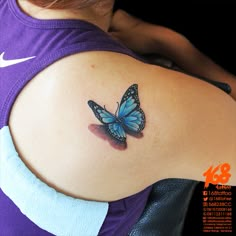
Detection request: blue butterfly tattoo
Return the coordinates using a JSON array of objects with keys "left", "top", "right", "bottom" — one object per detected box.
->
[{"left": 88, "top": 84, "right": 145, "bottom": 143}]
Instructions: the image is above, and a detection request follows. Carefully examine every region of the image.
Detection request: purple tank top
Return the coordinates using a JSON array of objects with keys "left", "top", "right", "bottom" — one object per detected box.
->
[{"left": 0, "top": 0, "right": 152, "bottom": 235}]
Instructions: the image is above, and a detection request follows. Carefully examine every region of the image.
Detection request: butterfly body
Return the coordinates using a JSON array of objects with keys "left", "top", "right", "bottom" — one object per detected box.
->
[
  {"left": 88, "top": 84, "right": 145, "bottom": 143},
  {"left": 116, "top": 117, "right": 125, "bottom": 124}
]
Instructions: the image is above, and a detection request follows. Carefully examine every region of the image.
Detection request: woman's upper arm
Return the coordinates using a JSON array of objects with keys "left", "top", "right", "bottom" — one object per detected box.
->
[{"left": 9, "top": 51, "right": 236, "bottom": 201}]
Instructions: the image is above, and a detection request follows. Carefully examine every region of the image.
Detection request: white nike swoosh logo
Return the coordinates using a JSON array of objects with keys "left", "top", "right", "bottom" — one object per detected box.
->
[{"left": 0, "top": 52, "right": 36, "bottom": 68}]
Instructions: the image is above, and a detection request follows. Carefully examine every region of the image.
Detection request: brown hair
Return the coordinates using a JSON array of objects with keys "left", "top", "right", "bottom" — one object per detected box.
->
[{"left": 26, "top": 0, "right": 100, "bottom": 9}]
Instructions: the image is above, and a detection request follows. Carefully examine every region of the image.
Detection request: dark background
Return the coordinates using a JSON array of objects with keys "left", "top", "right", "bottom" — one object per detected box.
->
[
  {"left": 114, "top": 1, "right": 236, "bottom": 235},
  {"left": 114, "top": 0, "right": 236, "bottom": 75},
  {"left": 182, "top": 183, "right": 236, "bottom": 235}
]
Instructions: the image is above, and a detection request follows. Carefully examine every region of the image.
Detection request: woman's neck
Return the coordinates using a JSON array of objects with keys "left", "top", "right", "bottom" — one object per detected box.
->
[{"left": 17, "top": 0, "right": 114, "bottom": 31}]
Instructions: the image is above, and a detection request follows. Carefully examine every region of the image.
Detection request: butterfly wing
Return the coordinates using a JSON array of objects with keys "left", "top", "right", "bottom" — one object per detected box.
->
[
  {"left": 88, "top": 100, "right": 116, "bottom": 124},
  {"left": 118, "top": 84, "right": 145, "bottom": 133},
  {"left": 123, "top": 108, "right": 145, "bottom": 132},
  {"left": 118, "top": 84, "right": 139, "bottom": 117},
  {"left": 88, "top": 100, "right": 126, "bottom": 142},
  {"left": 106, "top": 123, "right": 126, "bottom": 142}
]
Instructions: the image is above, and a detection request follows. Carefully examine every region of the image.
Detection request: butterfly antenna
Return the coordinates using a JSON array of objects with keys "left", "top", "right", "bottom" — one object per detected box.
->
[{"left": 115, "top": 102, "right": 119, "bottom": 116}]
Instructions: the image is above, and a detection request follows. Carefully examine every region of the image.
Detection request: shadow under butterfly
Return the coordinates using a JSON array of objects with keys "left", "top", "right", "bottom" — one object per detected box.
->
[{"left": 88, "top": 84, "right": 145, "bottom": 150}]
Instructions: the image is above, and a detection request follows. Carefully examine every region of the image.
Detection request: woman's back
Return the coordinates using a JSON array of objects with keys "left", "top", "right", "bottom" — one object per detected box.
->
[
  {"left": 1, "top": 0, "right": 236, "bottom": 235},
  {"left": 0, "top": 1, "right": 153, "bottom": 235},
  {"left": 9, "top": 50, "right": 236, "bottom": 200}
]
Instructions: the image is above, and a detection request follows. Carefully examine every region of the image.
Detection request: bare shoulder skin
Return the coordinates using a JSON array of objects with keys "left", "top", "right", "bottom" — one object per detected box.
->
[{"left": 9, "top": 51, "right": 236, "bottom": 201}]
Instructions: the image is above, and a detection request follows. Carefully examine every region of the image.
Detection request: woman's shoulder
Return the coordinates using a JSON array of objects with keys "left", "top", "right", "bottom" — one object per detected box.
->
[{"left": 9, "top": 51, "right": 236, "bottom": 201}]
